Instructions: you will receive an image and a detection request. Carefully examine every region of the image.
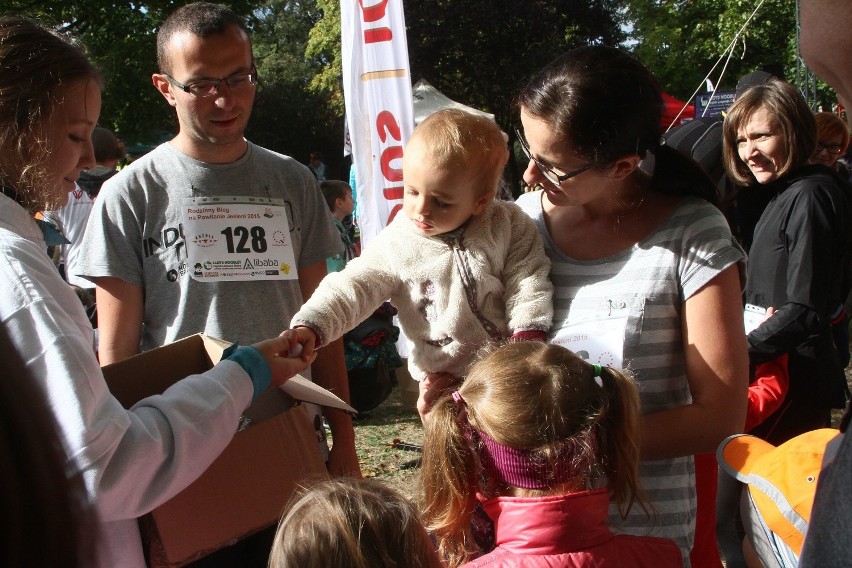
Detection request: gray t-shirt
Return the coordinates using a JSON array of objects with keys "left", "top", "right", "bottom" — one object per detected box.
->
[
  {"left": 78, "top": 142, "right": 342, "bottom": 350},
  {"left": 516, "top": 191, "right": 745, "bottom": 561}
]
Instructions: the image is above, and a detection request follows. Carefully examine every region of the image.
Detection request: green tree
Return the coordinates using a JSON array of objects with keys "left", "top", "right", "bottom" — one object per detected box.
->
[
  {"left": 624, "top": 0, "right": 834, "bottom": 109},
  {"left": 305, "top": 0, "right": 345, "bottom": 114},
  {"left": 247, "top": 0, "right": 346, "bottom": 176}
]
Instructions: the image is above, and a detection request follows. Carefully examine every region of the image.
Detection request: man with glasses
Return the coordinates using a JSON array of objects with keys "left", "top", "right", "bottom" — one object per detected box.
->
[{"left": 78, "top": 3, "right": 359, "bottom": 563}]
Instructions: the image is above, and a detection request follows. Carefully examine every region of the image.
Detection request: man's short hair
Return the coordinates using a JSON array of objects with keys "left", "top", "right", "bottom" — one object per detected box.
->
[{"left": 156, "top": 2, "right": 250, "bottom": 74}]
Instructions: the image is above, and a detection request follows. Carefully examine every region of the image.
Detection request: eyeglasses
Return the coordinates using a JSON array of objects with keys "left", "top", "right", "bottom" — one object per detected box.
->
[
  {"left": 516, "top": 128, "right": 594, "bottom": 185},
  {"left": 164, "top": 68, "right": 258, "bottom": 98},
  {"left": 816, "top": 142, "right": 844, "bottom": 155}
]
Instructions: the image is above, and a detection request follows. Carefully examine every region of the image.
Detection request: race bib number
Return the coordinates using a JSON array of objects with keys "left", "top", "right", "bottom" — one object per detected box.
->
[
  {"left": 181, "top": 197, "right": 297, "bottom": 282},
  {"left": 550, "top": 317, "right": 628, "bottom": 369}
]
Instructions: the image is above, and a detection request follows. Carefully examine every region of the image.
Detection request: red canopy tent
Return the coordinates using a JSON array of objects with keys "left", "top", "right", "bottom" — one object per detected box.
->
[{"left": 661, "top": 92, "right": 695, "bottom": 130}]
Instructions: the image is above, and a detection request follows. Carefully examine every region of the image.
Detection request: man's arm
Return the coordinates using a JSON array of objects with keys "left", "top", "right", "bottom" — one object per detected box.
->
[
  {"left": 95, "top": 276, "right": 144, "bottom": 365},
  {"left": 298, "top": 260, "right": 361, "bottom": 476}
]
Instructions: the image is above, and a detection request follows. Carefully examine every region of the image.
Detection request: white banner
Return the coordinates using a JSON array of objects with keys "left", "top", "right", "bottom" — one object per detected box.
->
[{"left": 340, "top": 0, "right": 414, "bottom": 251}]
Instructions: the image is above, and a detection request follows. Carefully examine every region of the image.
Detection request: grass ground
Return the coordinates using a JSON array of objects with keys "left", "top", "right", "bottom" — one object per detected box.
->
[{"left": 352, "top": 384, "right": 423, "bottom": 499}]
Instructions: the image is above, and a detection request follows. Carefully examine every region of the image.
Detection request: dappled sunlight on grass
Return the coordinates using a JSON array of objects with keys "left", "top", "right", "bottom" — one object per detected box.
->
[{"left": 353, "top": 387, "right": 423, "bottom": 499}]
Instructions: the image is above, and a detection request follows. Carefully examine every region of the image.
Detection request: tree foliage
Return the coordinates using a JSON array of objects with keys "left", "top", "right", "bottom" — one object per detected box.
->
[
  {"left": 305, "top": 0, "right": 345, "bottom": 113},
  {"left": 404, "top": 1, "right": 624, "bottom": 127},
  {"left": 26, "top": 1, "right": 824, "bottom": 183},
  {"left": 623, "top": 0, "right": 835, "bottom": 109},
  {"left": 247, "top": 0, "right": 344, "bottom": 173}
]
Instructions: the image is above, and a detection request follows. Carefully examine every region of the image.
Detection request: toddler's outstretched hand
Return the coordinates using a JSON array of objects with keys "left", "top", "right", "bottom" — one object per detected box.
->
[
  {"left": 250, "top": 335, "right": 317, "bottom": 389},
  {"left": 280, "top": 326, "right": 319, "bottom": 362}
]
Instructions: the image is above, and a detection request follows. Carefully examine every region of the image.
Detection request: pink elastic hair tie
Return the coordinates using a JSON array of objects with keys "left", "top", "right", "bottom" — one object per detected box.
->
[{"left": 451, "top": 390, "right": 597, "bottom": 490}]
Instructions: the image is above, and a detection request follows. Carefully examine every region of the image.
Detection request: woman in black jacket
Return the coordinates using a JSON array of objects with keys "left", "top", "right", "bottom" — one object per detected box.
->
[{"left": 723, "top": 78, "right": 851, "bottom": 444}]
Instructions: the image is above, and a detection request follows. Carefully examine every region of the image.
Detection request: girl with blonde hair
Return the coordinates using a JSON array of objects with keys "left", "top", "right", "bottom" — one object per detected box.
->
[
  {"left": 419, "top": 341, "right": 681, "bottom": 567},
  {"left": 269, "top": 477, "right": 442, "bottom": 568}
]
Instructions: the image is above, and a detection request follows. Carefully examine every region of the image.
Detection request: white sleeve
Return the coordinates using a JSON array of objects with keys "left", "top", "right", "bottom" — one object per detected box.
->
[{"left": 1, "top": 242, "right": 253, "bottom": 521}]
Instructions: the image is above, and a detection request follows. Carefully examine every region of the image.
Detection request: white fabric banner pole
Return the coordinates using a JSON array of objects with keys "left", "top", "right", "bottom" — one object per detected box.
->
[
  {"left": 341, "top": 0, "right": 414, "bottom": 358},
  {"left": 340, "top": 0, "right": 414, "bottom": 251}
]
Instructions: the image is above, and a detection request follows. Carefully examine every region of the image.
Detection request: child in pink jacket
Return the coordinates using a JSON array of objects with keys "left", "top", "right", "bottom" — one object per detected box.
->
[{"left": 419, "top": 341, "right": 681, "bottom": 568}]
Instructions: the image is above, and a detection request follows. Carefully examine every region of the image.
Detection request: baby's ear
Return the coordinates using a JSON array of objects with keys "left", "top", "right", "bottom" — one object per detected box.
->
[{"left": 472, "top": 194, "right": 492, "bottom": 215}]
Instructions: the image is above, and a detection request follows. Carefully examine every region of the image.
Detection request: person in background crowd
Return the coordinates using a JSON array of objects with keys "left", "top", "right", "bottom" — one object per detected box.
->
[
  {"left": 319, "top": 180, "right": 356, "bottom": 273},
  {"left": 76, "top": 126, "right": 125, "bottom": 198},
  {"left": 810, "top": 111, "right": 852, "bottom": 372},
  {"left": 515, "top": 45, "right": 748, "bottom": 563},
  {"left": 56, "top": 126, "right": 124, "bottom": 318},
  {"left": 0, "top": 15, "right": 313, "bottom": 567},
  {"left": 309, "top": 150, "right": 327, "bottom": 181},
  {"left": 723, "top": 82, "right": 850, "bottom": 566},
  {"left": 811, "top": 111, "right": 851, "bottom": 179}
]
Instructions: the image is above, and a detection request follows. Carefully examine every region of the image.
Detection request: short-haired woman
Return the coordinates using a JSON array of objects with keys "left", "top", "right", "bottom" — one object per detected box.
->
[{"left": 723, "top": 78, "right": 851, "bottom": 444}]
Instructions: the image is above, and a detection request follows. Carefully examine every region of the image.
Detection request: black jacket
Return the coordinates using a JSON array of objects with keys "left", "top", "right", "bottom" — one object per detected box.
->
[{"left": 745, "top": 165, "right": 852, "bottom": 436}]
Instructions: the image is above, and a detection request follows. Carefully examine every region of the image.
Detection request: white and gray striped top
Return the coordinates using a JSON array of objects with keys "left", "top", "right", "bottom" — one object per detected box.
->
[{"left": 516, "top": 191, "right": 746, "bottom": 562}]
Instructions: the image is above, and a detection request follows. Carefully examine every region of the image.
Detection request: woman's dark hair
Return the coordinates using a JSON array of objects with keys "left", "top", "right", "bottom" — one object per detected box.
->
[
  {"left": 0, "top": 16, "right": 101, "bottom": 211},
  {"left": 517, "top": 45, "right": 717, "bottom": 204},
  {"left": 722, "top": 78, "right": 818, "bottom": 186},
  {"left": 0, "top": 326, "right": 97, "bottom": 566}
]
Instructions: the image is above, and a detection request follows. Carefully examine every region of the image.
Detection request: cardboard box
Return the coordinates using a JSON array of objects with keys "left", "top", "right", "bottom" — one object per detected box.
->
[{"left": 102, "top": 334, "right": 354, "bottom": 567}]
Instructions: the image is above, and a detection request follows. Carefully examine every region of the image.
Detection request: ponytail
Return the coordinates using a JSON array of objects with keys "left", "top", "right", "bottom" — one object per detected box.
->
[
  {"left": 419, "top": 392, "right": 480, "bottom": 567},
  {"left": 596, "top": 366, "right": 647, "bottom": 518}
]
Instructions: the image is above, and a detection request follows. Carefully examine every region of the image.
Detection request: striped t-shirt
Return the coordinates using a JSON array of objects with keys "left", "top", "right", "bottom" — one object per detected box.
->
[{"left": 516, "top": 191, "right": 745, "bottom": 561}]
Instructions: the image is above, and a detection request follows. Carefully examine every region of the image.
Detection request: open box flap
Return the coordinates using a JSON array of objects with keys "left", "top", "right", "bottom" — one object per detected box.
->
[{"left": 282, "top": 375, "right": 356, "bottom": 414}]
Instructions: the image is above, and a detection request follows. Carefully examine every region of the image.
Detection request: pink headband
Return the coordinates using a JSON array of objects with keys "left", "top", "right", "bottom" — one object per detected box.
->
[{"left": 451, "top": 390, "right": 597, "bottom": 490}]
